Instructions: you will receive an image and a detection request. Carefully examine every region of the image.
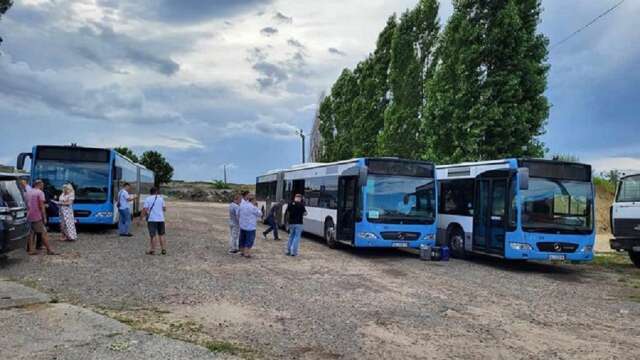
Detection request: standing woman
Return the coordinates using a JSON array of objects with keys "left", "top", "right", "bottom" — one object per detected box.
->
[{"left": 58, "top": 184, "right": 77, "bottom": 241}]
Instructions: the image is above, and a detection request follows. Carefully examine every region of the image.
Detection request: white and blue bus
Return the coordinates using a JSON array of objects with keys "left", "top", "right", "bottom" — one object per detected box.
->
[
  {"left": 17, "top": 145, "right": 154, "bottom": 226},
  {"left": 436, "top": 159, "right": 595, "bottom": 262},
  {"left": 257, "top": 158, "right": 437, "bottom": 249}
]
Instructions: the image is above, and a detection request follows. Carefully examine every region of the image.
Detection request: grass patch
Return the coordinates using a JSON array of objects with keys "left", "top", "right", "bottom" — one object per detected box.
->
[
  {"left": 204, "top": 340, "right": 251, "bottom": 355},
  {"left": 591, "top": 252, "right": 635, "bottom": 271},
  {"left": 94, "top": 307, "right": 256, "bottom": 359}
]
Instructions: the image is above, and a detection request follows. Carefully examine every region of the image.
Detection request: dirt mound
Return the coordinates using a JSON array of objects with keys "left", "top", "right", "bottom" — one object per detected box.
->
[
  {"left": 162, "top": 182, "right": 253, "bottom": 203},
  {"left": 596, "top": 182, "right": 615, "bottom": 234}
]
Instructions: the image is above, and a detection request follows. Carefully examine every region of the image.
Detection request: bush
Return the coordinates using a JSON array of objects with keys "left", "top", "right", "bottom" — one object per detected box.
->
[
  {"left": 594, "top": 177, "right": 616, "bottom": 195},
  {"left": 211, "top": 180, "right": 230, "bottom": 190}
]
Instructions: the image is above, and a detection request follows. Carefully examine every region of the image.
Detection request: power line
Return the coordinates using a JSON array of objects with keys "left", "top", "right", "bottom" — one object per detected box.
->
[{"left": 551, "top": 0, "right": 625, "bottom": 50}]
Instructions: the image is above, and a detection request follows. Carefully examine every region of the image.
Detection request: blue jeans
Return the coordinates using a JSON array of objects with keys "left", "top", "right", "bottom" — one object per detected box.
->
[
  {"left": 118, "top": 208, "right": 131, "bottom": 235},
  {"left": 263, "top": 216, "right": 279, "bottom": 239},
  {"left": 287, "top": 224, "right": 303, "bottom": 256}
]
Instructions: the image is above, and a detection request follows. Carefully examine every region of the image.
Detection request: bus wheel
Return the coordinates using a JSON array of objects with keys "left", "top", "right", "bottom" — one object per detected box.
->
[
  {"left": 629, "top": 251, "right": 640, "bottom": 268},
  {"left": 325, "top": 219, "right": 338, "bottom": 249},
  {"left": 448, "top": 228, "right": 467, "bottom": 259}
]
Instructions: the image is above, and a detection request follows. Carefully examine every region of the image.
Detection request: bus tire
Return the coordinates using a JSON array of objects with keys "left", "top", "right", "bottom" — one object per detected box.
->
[
  {"left": 629, "top": 251, "right": 640, "bottom": 268},
  {"left": 448, "top": 227, "right": 468, "bottom": 259},
  {"left": 325, "top": 219, "right": 338, "bottom": 249}
]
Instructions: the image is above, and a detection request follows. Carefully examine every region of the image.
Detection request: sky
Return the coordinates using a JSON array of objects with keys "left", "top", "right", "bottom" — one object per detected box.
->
[{"left": 0, "top": 0, "right": 638, "bottom": 183}]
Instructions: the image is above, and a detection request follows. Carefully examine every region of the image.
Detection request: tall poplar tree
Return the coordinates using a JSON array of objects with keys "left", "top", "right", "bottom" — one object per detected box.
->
[
  {"left": 0, "top": 0, "right": 13, "bottom": 47},
  {"left": 379, "top": 0, "right": 439, "bottom": 158},
  {"left": 422, "top": 0, "right": 549, "bottom": 163}
]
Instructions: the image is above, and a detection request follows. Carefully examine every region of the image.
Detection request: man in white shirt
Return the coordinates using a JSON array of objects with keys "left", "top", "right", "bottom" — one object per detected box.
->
[
  {"left": 237, "top": 194, "right": 262, "bottom": 258},
  {"left": 228, "top": 194, "right": 242, "bottom": 254},
  {"left": 117, "top": 183, "right": 137, "bottom": 237},
  {"left": 142, "top": 187, "right": 167, "bottom": 255}
]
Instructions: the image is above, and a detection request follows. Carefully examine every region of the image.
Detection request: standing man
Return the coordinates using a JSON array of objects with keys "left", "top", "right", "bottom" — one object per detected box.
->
[
  {"left": 117, "top": 183, "right": 136, "bottom": 237},
  {"left": 228, "top": 194, "right": 242, "bottom": 254},
  {"left": 262, "top": 200, "right": 283, "bottom": 241},
  {"left": 285, "top": 194, "right": 307, "bottom": 257},
  {"left": 142, "top": 187, "right": 167, "bottom": 255},
  {"left": 238, "top": 194, "right": 262, "bottom": 258},
  {"left": 26, "top": 180, "right": 57, "bottom": 255}
]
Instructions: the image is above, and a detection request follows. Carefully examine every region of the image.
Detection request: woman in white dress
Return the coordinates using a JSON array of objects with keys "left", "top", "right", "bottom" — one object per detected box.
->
[{"left": 58, "top": 184, "right": 77, "bottom": 241}]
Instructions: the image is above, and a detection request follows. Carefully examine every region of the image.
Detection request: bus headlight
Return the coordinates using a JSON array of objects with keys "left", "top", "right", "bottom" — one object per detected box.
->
[
  {"left": 422, "top": 233, "right": 435, "bottom": 241},
  {"left": 358, "top": 232, "right": 378, "bottom": 240},
  {"left": 95, "top": 211, "right": 113, "bottom": 218},
  {"left": 0, "top": 214, "right": 12, "bottom": 221},
  {"left": 581, "top": 245, "right": 593, "bottom": 253},
  {"left": 510, "top": 242, "right": 533, "bottom": 251}
]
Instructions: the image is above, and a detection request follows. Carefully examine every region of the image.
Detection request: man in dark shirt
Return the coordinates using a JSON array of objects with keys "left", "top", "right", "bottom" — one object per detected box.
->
[
  {"left": 285, "top": 194, "right": 307, "bottom": 256},
  {"left": 262, "top": 200, "right": 283, "bottom": 241}
]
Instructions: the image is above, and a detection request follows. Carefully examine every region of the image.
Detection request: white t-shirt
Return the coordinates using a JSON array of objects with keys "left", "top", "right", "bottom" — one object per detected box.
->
[
  {"left": 143, "top": 195, "right": 165, "bottom": 222},
  {"left": 118, "top": 189, "right": 130, "bottom": 210}
]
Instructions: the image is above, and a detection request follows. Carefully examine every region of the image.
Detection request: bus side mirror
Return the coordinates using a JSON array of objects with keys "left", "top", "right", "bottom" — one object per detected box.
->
[
  {"left": 518, "top": 168, "right": 530, "bottom": 190},
  {"left": 16, "top": 152, "right": 31, "bottom": 171},
  {"left": 114, "top": 167, "right": 123, "bottom": 181}
]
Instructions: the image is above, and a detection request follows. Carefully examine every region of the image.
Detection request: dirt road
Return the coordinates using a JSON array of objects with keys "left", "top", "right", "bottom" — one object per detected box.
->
[{"left": 1, "top": 201, "right": 639, "bottom": 359}]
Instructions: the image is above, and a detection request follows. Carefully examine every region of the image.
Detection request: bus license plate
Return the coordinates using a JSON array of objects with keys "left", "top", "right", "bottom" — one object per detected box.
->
[
  {"left": 392, "top": 242, "right": 409, "bottom": 248},
  {"left": 549, "top": 254, "right": 565, "bottom": 261}
]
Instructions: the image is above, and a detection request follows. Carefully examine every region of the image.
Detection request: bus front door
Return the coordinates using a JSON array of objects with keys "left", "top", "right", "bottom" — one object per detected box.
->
[
  {"left": 474, "top": 172, "right": 510, "bottom": 255},
  {"left": 337, "top": 176, "right": 358, "bottom": 243}
]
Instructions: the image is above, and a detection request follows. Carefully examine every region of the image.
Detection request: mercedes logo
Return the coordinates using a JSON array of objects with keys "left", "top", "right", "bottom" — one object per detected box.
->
[
  {"left": 553, "top": 243, "right": 562, "bottom": 252},
  {"left": 397, "top": 233, "right": 405, "bottom": 240}
]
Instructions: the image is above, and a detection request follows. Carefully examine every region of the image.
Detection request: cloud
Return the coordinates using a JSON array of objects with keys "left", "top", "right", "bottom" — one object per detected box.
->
[
  {"left": 0, "top": 55, "right": 182, "bottom": 124},
  {"left": 287, "top": 38, "right": 305, "bottom": 49},
  {"left": 273, "top": 11, "right": 293, "bottom": 24},
  {"left": 328, "top": 47, "right": 347, "bottom": 56},
  {"left": 588, "top": 157, "right": 640, "bottom": 175},
  {"left": 104, "top": 0, "right": 275, "bottom": 24},
  {"left": 253, "top": 61, "right": 289, "bottom": 90},
  {"left": 88, "top": 134, "right": 204, "bottom": 150},
  {"left": 260, "top": 26, "right": 279, "bottom": 37},
  {"left": 225, "top": 118, "right": 299, "bottom": 139}
]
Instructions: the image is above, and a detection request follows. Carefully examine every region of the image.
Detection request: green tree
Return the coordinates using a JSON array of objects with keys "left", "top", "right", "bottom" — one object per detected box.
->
[
  {"left": 423, "top": 0, "right": 549, "bottom": 163},
  {"left": 140, "top": 151, "right": 174, "bottom": 187},
  {"left": 327, "top": 68, "right": 359, "bottom": 161},
  {"left": 317, "top": 96, "right": 336, "bottom": 162},
  {"left": 114, "top": 147, "right": 139, "bottom": 163},
  {"left": 0, "top": 0, "right": 12, "bottom": 47},
  {"left": 379, "top": 0, "right": 439, "bottom": 158}
]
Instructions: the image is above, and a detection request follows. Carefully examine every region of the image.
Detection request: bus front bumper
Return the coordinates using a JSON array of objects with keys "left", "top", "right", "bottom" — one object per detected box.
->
[{"left": 505, "top": 243, "right": 594, "bottom": 262}]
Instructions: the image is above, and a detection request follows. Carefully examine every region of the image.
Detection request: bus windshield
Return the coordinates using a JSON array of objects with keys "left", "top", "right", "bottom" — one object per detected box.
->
[
  {"left": 365, "top": 175, "right": 436, "bottom": 224},
  {"left": 617, "top": 175, "right": 640, "bottom": 203},
  {"left": 33, "top": 160, "right": 110, "bottom": 203},
  {"left": 521, "top": 178, "right": 593, "bottom": 234}
]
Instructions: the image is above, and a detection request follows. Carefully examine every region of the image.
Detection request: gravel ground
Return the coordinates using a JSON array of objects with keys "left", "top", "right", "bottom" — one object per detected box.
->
[{"left": 1, "top": 201, "right": 640, "bottom": 359}]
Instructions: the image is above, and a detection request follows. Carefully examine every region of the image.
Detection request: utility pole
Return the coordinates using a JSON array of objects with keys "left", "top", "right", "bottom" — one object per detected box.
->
[
  {"left": 297, "top": 129, "right": 306, "bottom": 164},
  {"left": 223, "top": 164, "right": 228, "bottom": 184}
]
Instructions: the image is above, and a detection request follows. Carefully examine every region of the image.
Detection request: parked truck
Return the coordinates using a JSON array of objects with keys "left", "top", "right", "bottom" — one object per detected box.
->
[{"left": 610, "top": 173, "right": 640, "bottom": 267}]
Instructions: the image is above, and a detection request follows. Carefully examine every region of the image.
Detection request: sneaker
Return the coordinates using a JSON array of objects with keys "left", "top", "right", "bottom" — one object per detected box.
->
[
  {"left": 285, "top": 252, "right": 291, "bottom": 256},
  {"left": 262, "top": 233, "right": 267, "bottom": 240},
  {"left": 228, "top": 249, "right": 239, "bottom": 254}
]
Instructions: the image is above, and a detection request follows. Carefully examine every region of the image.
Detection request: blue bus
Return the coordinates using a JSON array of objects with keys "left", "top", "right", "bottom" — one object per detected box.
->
[
  {"left": 436, "top": 159, "right": 595, "bottom": 262},
  {"left": 256, "top": 158, "right": 437, "bottom": 249},
  {"left": 17, "top": 145, "right": 154, "bottom": 226}
]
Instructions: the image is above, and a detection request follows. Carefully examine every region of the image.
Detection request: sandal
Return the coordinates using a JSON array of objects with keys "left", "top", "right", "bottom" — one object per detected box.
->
[
  {"left": 46, "top": 251, "right": 59, "bottom": 256},
  {"left": 146, "top": 251, "right": 155, "bottom": 255}
]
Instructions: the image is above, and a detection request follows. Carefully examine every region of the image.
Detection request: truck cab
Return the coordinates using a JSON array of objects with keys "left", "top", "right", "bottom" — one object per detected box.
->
[
  {"left": 610, "top": 174, "right": 640, "bottom": 267},
  {"left": 0, "top": 173, "right": 30, "bottom": 255}
]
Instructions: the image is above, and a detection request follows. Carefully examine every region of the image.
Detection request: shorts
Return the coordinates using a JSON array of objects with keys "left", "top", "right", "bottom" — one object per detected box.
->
[
  {"left": 30, "top": 221, "right": 47, "bottom": 234},
  {"left": 239, "top": 229, "right": 256, "bottom": 249},
  {"left": 147, "top": 222, "right": 166, "bottom": 237}
]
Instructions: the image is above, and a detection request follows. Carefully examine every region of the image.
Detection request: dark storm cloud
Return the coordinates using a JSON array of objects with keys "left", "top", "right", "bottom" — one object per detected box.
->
[
  {"left": 107, "top": 0, "right": 274, "bottom": 24},
  {"left": 260, "top": 26, "right": 279, "bottom": 37},
  {"left": 73, "top": 25, "right": 180, "bottom": 76},
  {"left": 247, "top": 46, "right": 310, "bottom": 92},
  {"left": 328, "top": 47, "right": 347, "bottom": 56},
  {"left": 253, "top": 61, "right": 289, "bottom": 90}
]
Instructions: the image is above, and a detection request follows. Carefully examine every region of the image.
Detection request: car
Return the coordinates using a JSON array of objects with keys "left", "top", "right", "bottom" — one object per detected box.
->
[{"left": 0, "top": 173, "right": 30, "bottom": 255}]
